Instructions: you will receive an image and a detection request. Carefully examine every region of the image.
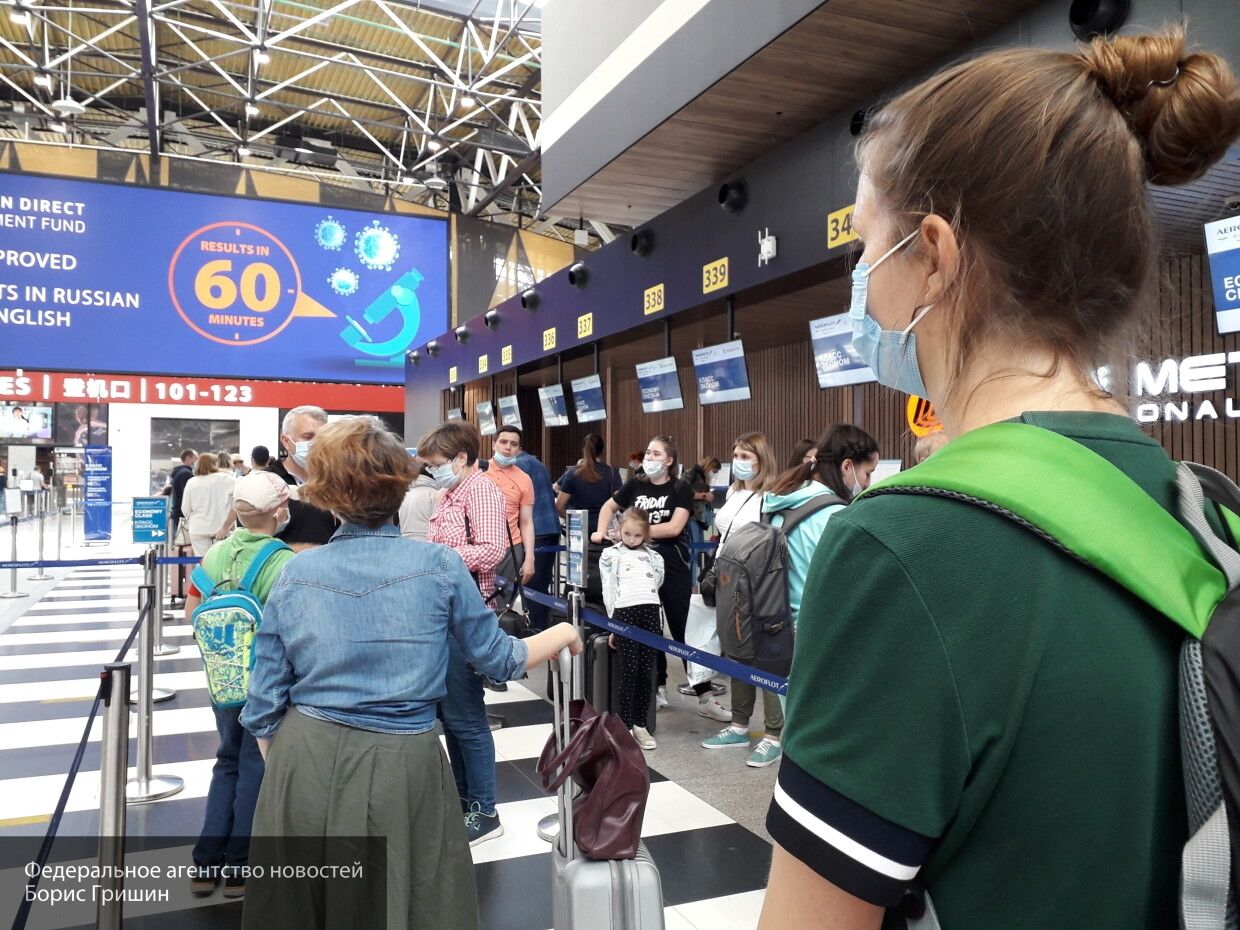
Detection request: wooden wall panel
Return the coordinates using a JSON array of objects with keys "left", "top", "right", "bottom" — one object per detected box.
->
[{"left": 442, "top": 253, "right": 1240, "bottom": 482}]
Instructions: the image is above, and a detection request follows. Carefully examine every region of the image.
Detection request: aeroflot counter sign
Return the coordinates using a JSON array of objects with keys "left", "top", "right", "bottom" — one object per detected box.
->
[
  {"left": 0, "top": 174, "right": 447, "bottom": 385},
  {"left": 1206, "top": 214, "right": 1240, "bottom": 334}
]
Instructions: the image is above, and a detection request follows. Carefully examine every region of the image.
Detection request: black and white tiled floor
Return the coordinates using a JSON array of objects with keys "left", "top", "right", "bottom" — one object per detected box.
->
[{"left": 0, "top": 561, "right": 771, "bottom": 929}]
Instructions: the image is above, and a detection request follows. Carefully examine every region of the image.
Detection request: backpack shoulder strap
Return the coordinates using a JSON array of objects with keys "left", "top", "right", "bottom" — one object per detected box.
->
[
  {"left": 237, "top": 539, "right": 292, "bottom": 595},
  {"left": 775, "top": 493, "right": 845, "bottom": 538},
  {"left": 857, "top": 422, "right": 1225, "bottom": 640},
  {"left": 190, "top": 565, "right": 218, "bottom": 600}
]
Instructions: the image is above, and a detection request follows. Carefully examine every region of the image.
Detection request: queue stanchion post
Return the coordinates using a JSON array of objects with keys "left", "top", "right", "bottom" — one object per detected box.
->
[
  {"left": 126, "top": 583, "right": 184, "bottom": 803},
  {"left": 56, "top": 501, "right": 64, "bottom": 561},
  {"left": 97, "top": 662, "right": 131, "bottom": 930},
  {"left": 148, "top": 546, "right": 178, "bottom": 659},
  {"left": 537, "top": 509, "right": 589, "bottom": 845},
  {"left": 131, "top": 552, "right": 176, "bottom": 702},
  {"left": 1, "top": 515, "right": 25, "bottom": 599},
  {"left": 29, "top": 491, "right": 52, "bottom": 581}
]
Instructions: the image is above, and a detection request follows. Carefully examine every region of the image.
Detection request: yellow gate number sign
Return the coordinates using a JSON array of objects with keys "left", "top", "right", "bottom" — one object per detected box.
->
[
  {"left": 478, "top": 354, "right": 488, "bottom": 374},
  {"left": 702, "top": 257, "right": 729, "bottom": 294},
  {"left": 644, "top": 283, "right": 665, "bottom": 316},
  {"left": 448, "top": 366, "right": 458, "bottom": 384},
  {"left": 543, "top": 327, "right": 557, "bottom": 351},
  {"left": 501, "top": 345, "right": 512, "bottom": 366},
  {"left": 577, "top": 313, "right": 593, "bottom": 340},
  {"left": 827, "top": 204, "right": 858, "bottom": 250}
]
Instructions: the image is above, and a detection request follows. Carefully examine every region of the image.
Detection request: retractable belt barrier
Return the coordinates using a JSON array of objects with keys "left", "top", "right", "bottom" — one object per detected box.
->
[
  {"left": 512, "top": 583, "right": 788, "bottom": 696},
  {"left": 0, "top": 555, "right": 202, "bottom": 570}
]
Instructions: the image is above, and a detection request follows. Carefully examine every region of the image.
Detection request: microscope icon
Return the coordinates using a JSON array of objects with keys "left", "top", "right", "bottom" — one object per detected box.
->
[{"left": 339, "top": 269, "right": 424, "bottom": 368}]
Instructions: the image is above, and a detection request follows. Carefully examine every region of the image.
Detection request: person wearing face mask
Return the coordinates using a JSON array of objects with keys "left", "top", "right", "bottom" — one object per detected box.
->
[
  {"left": 260, "top": 406, "right": 338, "bottom": 550},
  {"left": 419, "top": 420, "right": 511, "bottom": 847},
  {"left": 700, "top": 432, "right": 787, "bottom": 768},
  {"left": 183, "top": 470, "right": 295, "bottom": 899},
  {"left": 761, "top": 29, "right": 1240, "bottom": 930},
  {"left": 482, "top": 425, "right": 536, "bottom": 592},
  {"left": 593, "top": 436, "right": 730, "bottom": 720}
]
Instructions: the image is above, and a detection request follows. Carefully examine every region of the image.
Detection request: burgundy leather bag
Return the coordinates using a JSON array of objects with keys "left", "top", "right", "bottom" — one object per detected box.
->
[{"left": 536, "top": 699, "right": 650, "bottom": 860}]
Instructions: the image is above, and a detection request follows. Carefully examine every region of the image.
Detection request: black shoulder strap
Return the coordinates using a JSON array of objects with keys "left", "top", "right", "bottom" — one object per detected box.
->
[{"left": 775, "top": 494, "right": 844, "bottom": 538}]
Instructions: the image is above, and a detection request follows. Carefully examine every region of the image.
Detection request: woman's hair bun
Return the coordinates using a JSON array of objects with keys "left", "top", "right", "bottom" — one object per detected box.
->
[{"left": 1080, "top": 26, "right": 1240, "bottom": 186}]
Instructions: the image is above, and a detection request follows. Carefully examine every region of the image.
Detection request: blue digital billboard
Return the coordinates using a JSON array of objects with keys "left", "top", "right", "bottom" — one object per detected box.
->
[{"left": 0, "top": 172, "right": 448, "bottom": 384}]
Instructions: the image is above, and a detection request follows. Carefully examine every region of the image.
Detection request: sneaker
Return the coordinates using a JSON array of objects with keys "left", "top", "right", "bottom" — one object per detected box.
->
[
  {"left": 484, "top": 678, "right": 508, "bottom": 692},
  {"left": 746, "top": 738, "right": 783, "bottom": 768},
  {"left": 702, "top": 725, "right": 751, "bottom": 749},
  {"left": 631, "top": 726, "right": 657, "bottom": 750},
  {"left": 677, "top": 681, "right": 727, "bottom": 697},
  {"left": 697, "top": 698, "right": 732, "bottom": 723},
  {"left": 655, "top": 687, "right": 669, "bottom": 710},
  {"left": 189, "top": 867, "right": 218, "bottom": 897},
  {"left": 464, "top": 803, "right": 504, "bottom": 847},
  {"left": 222, "top": 870, "right": 245, "bottom": 899}
]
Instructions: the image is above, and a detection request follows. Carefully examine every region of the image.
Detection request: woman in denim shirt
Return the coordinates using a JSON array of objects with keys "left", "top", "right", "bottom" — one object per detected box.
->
[{"left": 240, "top": 417, "right": 581, "bottom": 930}]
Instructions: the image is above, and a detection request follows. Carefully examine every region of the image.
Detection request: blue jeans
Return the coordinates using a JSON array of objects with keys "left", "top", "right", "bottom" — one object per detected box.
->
[
  {"left": 438, "top": 638, "right": 497, "bottom": 814},
  {"left": 527, "top": 533, "right": 560, "bottom": 630},
  {"left": 193, "top": 704, "right": 265, "bottom": 869}
]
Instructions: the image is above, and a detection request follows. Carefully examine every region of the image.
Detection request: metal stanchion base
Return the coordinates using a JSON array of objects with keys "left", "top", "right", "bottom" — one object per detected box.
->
[
  {"left": 130, "top": 688, "right": 176, "bottom": 704},
  {"left": 153, "top": 644, "right": 180, "bottom": 657},
  {"left": 0, "top": 591, "right": 27, "bottom": 599},
  {"left": 126, "top": 773, "right": 184, "bottom": 804},
  {"left": 536, "top": 813, "right": 559, "bottom": 843},
  {"left": 27, "top": 572, "right": 53, "bottom": 581}
]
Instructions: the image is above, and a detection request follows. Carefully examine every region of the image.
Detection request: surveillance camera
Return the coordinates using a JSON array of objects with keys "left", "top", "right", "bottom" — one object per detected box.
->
[
  {"left": 406, "top": 349, "right": 420, "bottom": 365},
  {"left": 567, "top": 262, "right": 588, "bottom": 289},
  {"left": 520, "top": 288, "right": 539, "bottom": 311},
  {"left": 1225, "top": 194, "right": 1240, "bottom": 212},
  {"left": 425, "top": 340, "right": 440, "bottom": 357},
  {"left": 454, "top": 325, "right": 469, "bottom": 344},
  {"left": 484, "top": 309, "right": 501, "bottom": 330}
]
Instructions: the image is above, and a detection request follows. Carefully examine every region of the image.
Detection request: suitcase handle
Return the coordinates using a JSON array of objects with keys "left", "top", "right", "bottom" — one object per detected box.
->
[{"left": 549, "top": 646, "right": 575, "bottom": 862}]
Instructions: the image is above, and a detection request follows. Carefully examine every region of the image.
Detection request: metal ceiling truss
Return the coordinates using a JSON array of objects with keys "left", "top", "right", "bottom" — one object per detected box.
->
[{"left": 0, "top": 0, "right": 614, "bottom": 241}]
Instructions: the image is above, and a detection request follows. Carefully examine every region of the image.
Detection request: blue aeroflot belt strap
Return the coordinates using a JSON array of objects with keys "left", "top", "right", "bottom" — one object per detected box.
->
[{"left": 512, "top": 581, "right": 787, "bottom": 696}]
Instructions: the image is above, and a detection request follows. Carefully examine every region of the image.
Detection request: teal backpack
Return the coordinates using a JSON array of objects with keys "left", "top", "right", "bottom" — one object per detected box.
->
[
  {"left": 190, "top": 539, "right": 291, "bottom": 708},
  {"left": 858, "top": 422, "right": 1240, "bottom": 930}
]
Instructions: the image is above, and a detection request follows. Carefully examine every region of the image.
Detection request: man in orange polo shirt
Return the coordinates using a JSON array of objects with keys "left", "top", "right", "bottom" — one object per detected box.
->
[{"left": 484, "top": 424, "right": 536, "bottom": 590}]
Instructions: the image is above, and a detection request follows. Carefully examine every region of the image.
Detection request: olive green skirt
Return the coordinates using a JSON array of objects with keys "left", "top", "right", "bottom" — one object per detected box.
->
[{"left": 242, "top": 708, "right": 479, "bottom": 930}]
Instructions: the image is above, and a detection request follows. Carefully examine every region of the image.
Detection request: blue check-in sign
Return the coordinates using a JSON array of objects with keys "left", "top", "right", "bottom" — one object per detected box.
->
[{"left": 132, "top": 497, "right": 169, "bottom": 544}]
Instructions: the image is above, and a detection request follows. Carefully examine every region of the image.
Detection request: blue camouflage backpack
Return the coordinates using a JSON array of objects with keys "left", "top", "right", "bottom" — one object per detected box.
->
[{"left": 190, "top": 539, "right": 290, "bottom": 708}]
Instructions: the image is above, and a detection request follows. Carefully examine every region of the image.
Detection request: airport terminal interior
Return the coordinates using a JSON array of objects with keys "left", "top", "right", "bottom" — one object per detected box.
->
[{"left": 3, "top": 0, "right": 1240, "bottom": 928}]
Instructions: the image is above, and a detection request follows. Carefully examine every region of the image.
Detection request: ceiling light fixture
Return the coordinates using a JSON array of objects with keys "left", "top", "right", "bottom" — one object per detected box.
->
[
  {"left": 245, "top": 102, "right": 259, "bottom": 116},
  {"left": 33, "top": 73, "right": 52, "bottom": 89},
  {"left": 427, "top": 138, "right": 443, "bottom": 152},
  {"left": 9, "top": 8, "right": 29, "bottom": 25},
  {"left": 238, "top": 145, "right": 251, "bottom": 157},
  {"left": 49, "top": 120, "right": 66, "bottom": 133},
  {"left": 460, "top": 95, "right": 475, "bottom": 109},
  {"left": 255, "top": 48, "right": 270, "bottom": 64}
]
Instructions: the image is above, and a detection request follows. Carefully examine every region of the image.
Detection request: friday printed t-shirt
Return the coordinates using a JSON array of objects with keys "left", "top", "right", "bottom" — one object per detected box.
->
[
  {"left": 612, "top": 476, "right": 693, "bottom": 570},
  {"left": 768, "top": 412, "right": 1195, "bottom": 930}
]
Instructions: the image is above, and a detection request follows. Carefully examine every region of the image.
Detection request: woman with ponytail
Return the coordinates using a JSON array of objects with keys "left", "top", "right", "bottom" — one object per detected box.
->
[{"left": 761, "top": 26, "right": 1240, "bottom": 930}]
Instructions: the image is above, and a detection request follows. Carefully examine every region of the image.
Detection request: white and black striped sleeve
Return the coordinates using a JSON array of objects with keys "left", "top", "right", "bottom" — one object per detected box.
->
[{"left": 766, "top": 755, "right": 935, "bottom": 906}]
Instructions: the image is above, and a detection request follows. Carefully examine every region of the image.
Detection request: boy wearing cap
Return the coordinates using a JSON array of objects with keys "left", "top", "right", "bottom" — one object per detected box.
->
[{"left": 185, "top": 471, "right": 295, "bottom": 900}]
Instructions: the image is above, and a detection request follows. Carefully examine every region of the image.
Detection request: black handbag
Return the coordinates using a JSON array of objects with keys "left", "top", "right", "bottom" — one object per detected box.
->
[{"left": 698, "top": 492, "right": 755, "bottom": 607}]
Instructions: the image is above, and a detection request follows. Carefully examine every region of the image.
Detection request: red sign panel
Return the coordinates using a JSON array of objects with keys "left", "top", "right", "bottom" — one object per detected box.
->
[{"left": 0, "top": 370, "right": 404, "bottom": 412}]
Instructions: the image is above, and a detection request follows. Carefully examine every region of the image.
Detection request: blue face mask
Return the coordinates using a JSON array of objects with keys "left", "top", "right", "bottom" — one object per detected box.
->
[
  {"left": 493, "top": 452, "right": 518, "bottom": 467},
  {"left": 430, "top": 460, "right": 461, "bottom": 489},
  {"left": 849, "top": 230, "right": 935, "bottom": 399},
  {"left": 291, "top": 440, "right": 313, "bottom": 469},
  {"left": 731, "top": 458, "right": 756, "bottom": 482}
]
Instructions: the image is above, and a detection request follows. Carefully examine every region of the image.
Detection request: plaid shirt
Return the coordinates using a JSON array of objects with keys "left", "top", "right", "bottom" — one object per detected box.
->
[{"left": 428, "top": 469, "right": 508, "bottom": 601}]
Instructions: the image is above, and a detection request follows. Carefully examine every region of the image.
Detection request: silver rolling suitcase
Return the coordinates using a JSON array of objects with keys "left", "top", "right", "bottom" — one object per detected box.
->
[{"left": 548, "top": 649, "right": 665, "bottom": 930}]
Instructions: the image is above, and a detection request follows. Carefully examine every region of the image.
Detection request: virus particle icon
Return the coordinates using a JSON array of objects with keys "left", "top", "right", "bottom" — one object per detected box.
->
[
  {"left": 354, "top": 221, "right": 400, "bottom": 271},
  {"left": 315, "top": 216, "right": 347, "bottom": 251},
  {"left": 328, "top": 267, "right": 360, "bottom": 297}
]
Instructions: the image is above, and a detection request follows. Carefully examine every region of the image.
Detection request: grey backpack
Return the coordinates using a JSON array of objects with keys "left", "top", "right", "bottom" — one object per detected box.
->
[{"left": 713, "top": 495, "right": 841, "bottom": 677}]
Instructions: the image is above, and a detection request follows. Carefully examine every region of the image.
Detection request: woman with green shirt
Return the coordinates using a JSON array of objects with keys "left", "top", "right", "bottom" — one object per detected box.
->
[{"left": 760, "top": 28, "right": 1240, "bottom": 930}]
